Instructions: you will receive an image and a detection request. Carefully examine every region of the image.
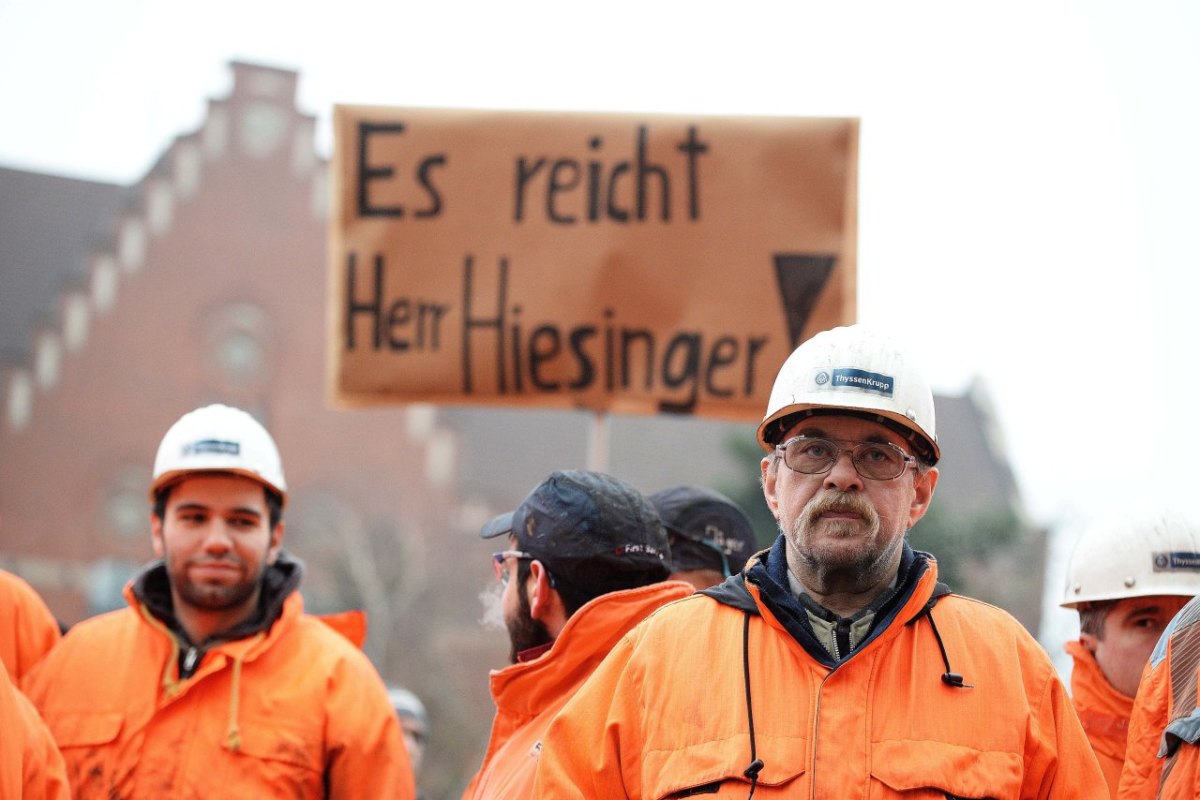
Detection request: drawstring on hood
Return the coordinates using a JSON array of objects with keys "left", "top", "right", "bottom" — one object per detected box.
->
[
  {"left": 741, "top": 611, "right": 764, "bottom": 798},
  {"left": 924, "top": 610, "right": 973, "bottom": 688},
  {"left": 224, "top": 632, "right": 265, "bottom": 752}
]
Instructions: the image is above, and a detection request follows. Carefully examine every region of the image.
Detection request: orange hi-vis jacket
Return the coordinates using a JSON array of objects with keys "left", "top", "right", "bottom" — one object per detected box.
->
[
  {"left": 1, "top": 657, "right": 69, "bottom": 800},
  {"left": 0, "top": 568, "right": 61, "bottom": 681},
  {"left": 1065, "top": 639, "right": 1131, "bottom": 798},
  {"left": 535, "top": 539, "right": 1106, "bottom": 799},
  {"left": 22, "top": 558, "right": 414, "bottom": 800},
  {"left": 463, "top": 581, "right": 693, "bottom": 800},
  {"left": 1119, "top": 596, "right": 1200, "bottom": 800}
]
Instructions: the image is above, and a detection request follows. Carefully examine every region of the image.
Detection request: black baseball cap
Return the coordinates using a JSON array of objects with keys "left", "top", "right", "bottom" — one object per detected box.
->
[
  {"left": 480, "top": 470, "right": 670, "bottom": 599},
  {"left": 649, "top": 486, "right": 754, "bottom": 576}
]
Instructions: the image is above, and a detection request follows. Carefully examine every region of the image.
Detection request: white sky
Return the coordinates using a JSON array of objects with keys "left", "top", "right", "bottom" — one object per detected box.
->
[{"left": 2, "top": 0, "right": 1198, "bottom": 538}]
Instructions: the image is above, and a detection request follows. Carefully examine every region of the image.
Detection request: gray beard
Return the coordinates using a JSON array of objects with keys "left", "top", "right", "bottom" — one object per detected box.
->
[{"left": 785, "top": 522, "right": 903, "bottom": 596}]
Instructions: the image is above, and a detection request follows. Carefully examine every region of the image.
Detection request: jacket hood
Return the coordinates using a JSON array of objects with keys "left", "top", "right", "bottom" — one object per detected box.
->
[
  {"left": 130, "top": 551, "right": 304, "bottom": 646},
  {"left": 489, "top": 580, "right": 693, "bottom": 716}
]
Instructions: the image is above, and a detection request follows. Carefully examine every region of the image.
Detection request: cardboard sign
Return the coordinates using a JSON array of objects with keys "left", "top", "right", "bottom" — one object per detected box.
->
[{"left": 328, "top": 106, "right": 857, "bottom": 421}]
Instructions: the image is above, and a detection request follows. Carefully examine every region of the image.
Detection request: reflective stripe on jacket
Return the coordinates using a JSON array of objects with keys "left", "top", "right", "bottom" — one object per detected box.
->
[
  {"left": 1119, "top": 596, "right": 1200, "bottom": 800},
  {"left": 463, "top": 581, "right": 693, "bottom": 800},
  {"left": 0, "top": 568, "right": 61, "bottom": 681},
  {"left": 535, "top": 538, "right": 1106, "bottom": 799},
  {"left": 1065, "top": 639, "right": 1131, "bottom": 798},
  {"left": 22, "top": 573, "right": 413, "bottom": 799}
]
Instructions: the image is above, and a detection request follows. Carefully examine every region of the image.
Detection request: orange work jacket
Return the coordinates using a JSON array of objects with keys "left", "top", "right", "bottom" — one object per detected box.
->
[
  {"left": 535, "top": 540, "right": 1106, "bottom": 799},
  {"left": 0, "top": 568, "right": 61, "bottom": 681},
  {"left": 22, "top": 581, "right": 413, "bottom": 799},
  {"left": 1065, "top": 639, "right": 1131, "bottom": 798},
  {"left": 1120, "top": 596, "right": 1200, "bottom": 800},
  {"left": 1, "top": 657, "right": 69, "bottom": 799},
  {"left": 462, "top": 581, "right": 692, "bottom": 800}
]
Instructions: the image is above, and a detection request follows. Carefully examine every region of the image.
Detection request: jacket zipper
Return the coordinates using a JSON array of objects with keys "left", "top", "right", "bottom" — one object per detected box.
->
[{"left": 182, "top": 646, "right": 200, "bottom": 678}]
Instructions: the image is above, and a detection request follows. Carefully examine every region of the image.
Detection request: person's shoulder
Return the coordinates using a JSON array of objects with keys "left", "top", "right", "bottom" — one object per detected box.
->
[
  {"left": 646, "top": 588, "right": 731, "bottom": 620},
  {"left": 623, "top": 589, "right": 742, "bottom": 648},
  {"left": 931, "top": 593, "right": 1025, "bottom": 623},
  {"left": 22, "top": 608, "right": 139, "bottom": 695},
  {"left": 285, "top": 612, "right": 378, "bottom": 667},
  {"left": 929, "top": 595, "right": 1048, "bottom": 652},
  {"left": 0, "top": 568, "right": 45, "bottom": 605},
  {"left": 60, "top": 607, "right": 136, "bottom": 640},
  {"left": 40, "top": 608, "right": 135, "bottom": 657},
  {"left": 277, "top": 615, "right": 392, "bottom": 705}
]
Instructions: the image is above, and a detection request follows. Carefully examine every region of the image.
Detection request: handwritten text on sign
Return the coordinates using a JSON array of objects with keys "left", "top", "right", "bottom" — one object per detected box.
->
[{"left": 329, "top": 107, "right": 857, "bottom": 421}]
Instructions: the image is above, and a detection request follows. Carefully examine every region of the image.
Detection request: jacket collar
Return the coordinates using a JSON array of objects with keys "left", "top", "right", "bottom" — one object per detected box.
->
[
  {"left": 129, "top": 552, "right": 304, "bottom": 647},
  {"left": 489, "top": 581, "right": 692, "bottom": 715},
  {"left": 701, "top": 536, "right": 939, "bottom": 668},
  {"left": 1065, "top": 638, "right": 1133, "bottom": 755}
]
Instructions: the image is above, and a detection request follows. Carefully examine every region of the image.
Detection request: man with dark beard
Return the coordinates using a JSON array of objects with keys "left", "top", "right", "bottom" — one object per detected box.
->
[
  {"left": 22, "top": 404, "right": 414, "bottom": 799},
  {"left": 535, "top": 325, "right": 1105, "bottom": 799},
  {"left": 462, "top": 470, "right": 691, "bottom": 800}
]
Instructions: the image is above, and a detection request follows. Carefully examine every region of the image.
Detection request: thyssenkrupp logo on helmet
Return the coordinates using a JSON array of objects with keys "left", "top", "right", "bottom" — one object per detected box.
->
[
  {"left": 1153, "top": 552, "right": 1200, "bottom": 572},
  {"left": 812, "top": 368, "right": 894, "bottom": 398},
  {"left": 182, "top": 439, "right": 240, "bottom": 457}
]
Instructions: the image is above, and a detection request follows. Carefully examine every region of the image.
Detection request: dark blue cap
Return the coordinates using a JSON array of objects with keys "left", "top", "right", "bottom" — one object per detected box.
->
[
  {"left": 649, "top": 485, "right": 754, "bottom": 575},
  {"left": 481, "top": 470, "right": 670, "bottom": 591}
]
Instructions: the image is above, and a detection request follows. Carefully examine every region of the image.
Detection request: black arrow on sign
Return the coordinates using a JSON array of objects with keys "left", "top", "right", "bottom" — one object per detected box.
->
[{"left": 773, "top": 254, "right": 837, "bottom": 348}]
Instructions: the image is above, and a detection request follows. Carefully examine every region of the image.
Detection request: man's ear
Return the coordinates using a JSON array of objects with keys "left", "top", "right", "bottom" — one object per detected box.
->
[
  {"left": 761, "top": 456, "right": 780, "bottom": 519},
  {"left": 907, "top": 467, "right": 939, "bottom": 528},
  {"left": 267, "top": 521, "right": 285, "bottom": 564},
  {"left": 150, "top": 513, "right": 165, "bottom": 558},
  {"left": 1078, "top": 631, "right": 1100, "bottom": 656},
  {"left": 527, "top": 561, "right": 558, "bottom": 622}
]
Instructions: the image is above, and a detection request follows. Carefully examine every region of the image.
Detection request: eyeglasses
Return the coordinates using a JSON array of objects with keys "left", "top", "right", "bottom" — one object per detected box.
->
[
  {"left": 491, "top": 550, "right": 535, "bottom": 584},
  {"left": 776, "top": 435, "right": 916, "bottom": 481}
]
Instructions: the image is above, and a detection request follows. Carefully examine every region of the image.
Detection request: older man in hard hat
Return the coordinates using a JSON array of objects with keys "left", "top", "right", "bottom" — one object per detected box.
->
[
  {"left": 534, "top": 324, "right": 1104, "bottom": 799},
  {"left": 23, "top": 404, "right": 414, "bottom": 799},
  {"left": 1059, "top": 511, "right": 1200, "bottom": 797}
]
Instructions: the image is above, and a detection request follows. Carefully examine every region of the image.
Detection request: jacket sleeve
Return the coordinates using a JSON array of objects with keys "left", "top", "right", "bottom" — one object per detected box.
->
[
  {"left": 322, "top": 646, "right": 416, "bottom": 800},
  {"left": 534, "top": 632, "right": 643, "bottom": 799},
  {"left": 0, "top": 570, "right": 61, "bottom": 681},
  {"left": 15, "top": 685, "right": 70, "bottom": 800},
  {"left": 1018, "top": 651, "right": 1107, "bottom": 800},
  {"left": 1119, "top": 657, "right": 1171, "bottom": 800}
]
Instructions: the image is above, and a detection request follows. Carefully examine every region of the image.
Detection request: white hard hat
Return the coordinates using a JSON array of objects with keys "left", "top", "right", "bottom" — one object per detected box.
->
[
  {"left": 150, "top": 404, "right": 287, "bottom": 503},
  {"left": 756, "top": 325, "right": 940, "bottom": 464},
  {"left": 1060, "top": 510, "right": 1200, "bottom": 607}
]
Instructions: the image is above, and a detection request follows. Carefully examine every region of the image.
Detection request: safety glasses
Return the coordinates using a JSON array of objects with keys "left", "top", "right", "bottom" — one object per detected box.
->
[{"left": 491, "top": 550, "right": 535, "bottom": 584}]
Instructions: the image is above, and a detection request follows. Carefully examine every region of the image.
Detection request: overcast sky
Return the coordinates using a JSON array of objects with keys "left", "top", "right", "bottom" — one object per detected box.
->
[{"left": 2, "top": 0, "right": 1197, "bottom": 541}]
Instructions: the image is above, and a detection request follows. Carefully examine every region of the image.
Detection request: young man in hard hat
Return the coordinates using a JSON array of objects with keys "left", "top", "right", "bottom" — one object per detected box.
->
[
  {"left": 1059, "top": 511, "right": 1200, "bottom": 797},
  {"left": 534, "top": 324, "right": 1104, "bottom": 799},
  {"left": 463, "top": 470, "right": 691, "bottom": 799},
  {"left": 649, "top": 485, "right": 755, "bottom": 590},
  {"left": 22, "top": 404, "right": 414, "bottom": 799}
]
